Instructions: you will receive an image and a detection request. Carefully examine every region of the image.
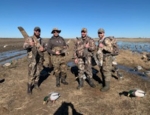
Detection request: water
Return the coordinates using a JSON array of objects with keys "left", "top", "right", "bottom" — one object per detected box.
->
[
  {"left": 117, "top": 65, "right": 150, "bottom": 81},
  {"left": 96, "top": 41, "right": 150, "bottom": 53},
  {"left": 117, "top": 41, "right": 150, "bottom": 53},
  {"left": 67, "top": 61, "right": 150, "bottom": 81},
  {"left": 0, "top": 50, "right": 26, "bottom": 65},
  {"left": 67, "top": 61, "right": 76, "bottom": 67}
]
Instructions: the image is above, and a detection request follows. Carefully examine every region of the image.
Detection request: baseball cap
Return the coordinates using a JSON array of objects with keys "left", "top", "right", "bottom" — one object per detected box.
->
[
  {"left": 98, "top": 28, "right": 105, "bottom": 33},
  {"left": 81, "top": 28, "right": 87, "bottom": 32},
  {"left": 34, "top": 27, "right": 41, "bottom": 32}
]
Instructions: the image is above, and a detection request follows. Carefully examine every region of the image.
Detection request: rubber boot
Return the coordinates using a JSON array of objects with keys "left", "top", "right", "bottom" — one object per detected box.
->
[
  {"left": 100, "top": 81, "right": 110, "bottom": 92},
  {"left": 27, "top": 83, "right": 32, "bottom": 94},
  {"left": 61, "top": 76, "right": 68, "bottom": 85},
  {"left": 99, "top": 83, "right": 103, "bottom": 89},
  {"left": 34, "top": 81, "right": 39, "bottom": 89},
  {"left": 87, "top": 77, "right": 96, "bottom": 88},
  {"left": 77, "top": 78, "right": 84, "bottom": 89},
  {"left": 117, "top": 71, "right": 123, "bottom": 80},
  {"left": 60, "top": 72, "right": 68, "bottom": 85}
]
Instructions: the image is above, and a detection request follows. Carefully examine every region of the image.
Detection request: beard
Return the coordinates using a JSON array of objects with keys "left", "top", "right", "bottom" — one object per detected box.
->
[{"left": 34, "top": 33, "right": 40, "bottom": 38}]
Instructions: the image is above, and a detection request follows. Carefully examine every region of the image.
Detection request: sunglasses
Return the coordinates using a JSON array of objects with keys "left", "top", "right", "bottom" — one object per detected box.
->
[
  {"left": 98, "top": 32, "right": 103, "bottom": 34},
  {"left": 81, "top": 31, "right": 86, "bottom": 33},
  {"left": 53, "top": 31, "right": 59, "bottom": 33},
  {"left": 35, "top": 30, "right": 41, "bottom": 32}
]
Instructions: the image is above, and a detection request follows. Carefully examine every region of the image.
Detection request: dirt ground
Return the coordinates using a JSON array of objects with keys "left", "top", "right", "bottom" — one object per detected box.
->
[
  {"left": 0, "top": 38, "right": 24, "bottom": 52},
  {"left": 0, "top": 38, "right": 150, "bottom": 115}
]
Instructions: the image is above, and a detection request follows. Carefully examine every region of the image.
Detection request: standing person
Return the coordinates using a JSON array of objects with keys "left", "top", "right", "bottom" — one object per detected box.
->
[
  {"left": 97, "top": 28, "right": 114, "bottom": 92},
  {"left": 47, "top": 28, "right": 68, "bottom": 87},
  {"left": 23, "top": 27, "right": 46, "bottom": 94},
  {"left": 74, "top": 28, "right": 96, "bottom": 89}
]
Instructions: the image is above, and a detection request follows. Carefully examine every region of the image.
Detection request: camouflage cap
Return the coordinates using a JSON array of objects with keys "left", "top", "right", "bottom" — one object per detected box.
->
[
  {"left": 34, "top": 27, "right": 41, "bottom": 32},
  {"left": 51, "top": 28, "right": 61, "bottom": 34},
  {"left": 98, "top": 28, "right": 105, "bottom": 33},
  {"left": 81, "top": 28, "right": 87, "bottom": 32}
]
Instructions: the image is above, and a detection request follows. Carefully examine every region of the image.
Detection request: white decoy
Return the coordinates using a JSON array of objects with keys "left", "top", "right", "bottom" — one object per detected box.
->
[
  {"left": 112, "top": 61, "right": 117, "bottom": 66},
  {"left": 3, "top": 44, "right": 8, "bottom": 48},
  {"left": 145, "top": 71, "right": 150, "bottom": 77},
  {"left": 134, "top": 65, "right": 142, "bottom": 71},
  {"left": 43, "top": 92, "right": 60, "bottom": 104},
  {"left": 3, "top": 62, "right": 11, "bottom": 67},
  {"left": 137, "top": 66, "right": 142, "bottom": 70},
  {"left": 128, "top": 89, "right": 146, "bottom": 98}
]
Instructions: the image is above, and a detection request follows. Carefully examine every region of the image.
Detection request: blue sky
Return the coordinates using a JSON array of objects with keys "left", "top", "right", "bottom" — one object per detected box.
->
[{"left": 0, "top": 0, "right": 150, "bottom": 38}]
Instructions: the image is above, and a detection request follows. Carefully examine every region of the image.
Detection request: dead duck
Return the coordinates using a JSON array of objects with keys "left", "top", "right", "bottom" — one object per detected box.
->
[
  {"left": 43, "top": 92, "right": 60, "bottom": 104},
  {"left": 128, "top": 89, "right": 146, "bottom": 98}
]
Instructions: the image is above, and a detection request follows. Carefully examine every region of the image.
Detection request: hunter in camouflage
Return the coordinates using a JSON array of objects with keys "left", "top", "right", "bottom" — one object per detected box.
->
[
  {"left": 47, "top": 28, "right": 68, "bottom": 87},
  {"left": 23, "top": 27, "right": 46, "bottom": 94},
  {"left": 74, "top": 28, "right": 96, "bottom": 89},
  {"left": 97, "top": 28, "right": 114, "bottom": 92}
]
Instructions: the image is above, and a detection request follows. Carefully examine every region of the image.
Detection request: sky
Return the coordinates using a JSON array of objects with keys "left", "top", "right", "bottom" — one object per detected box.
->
[{"left": 0, "top": 0, "right": 150, "bottom": 38}]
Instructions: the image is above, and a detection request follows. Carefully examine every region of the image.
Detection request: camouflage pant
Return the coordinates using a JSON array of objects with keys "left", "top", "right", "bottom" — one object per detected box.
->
[
  {"left": 102, "top": 55, "right": 113, "bottom": 81},
  {"left": 28, "top": 55, "right": 43, "bottom": 85},
  {"left": 77, "top": 56, "right": 92, "bottom": 79},
  {"left": 51, "top": 55, "right": 67, "bottom": 77}
]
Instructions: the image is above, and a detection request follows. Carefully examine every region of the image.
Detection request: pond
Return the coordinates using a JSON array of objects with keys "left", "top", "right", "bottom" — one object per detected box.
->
[
  {"left": 95, "top": 41, "right": 150, "bottom": 53},
  {"left": 117, "top": 41, "right": 150, "bottom": 53},
  {"left": 0, "top": 50, "right": 26, "bottom": 65}
]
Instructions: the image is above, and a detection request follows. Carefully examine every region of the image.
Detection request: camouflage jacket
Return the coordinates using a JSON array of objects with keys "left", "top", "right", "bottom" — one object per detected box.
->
[
  {"left": 74, "top": 36, "right": 96, "bottom": 59},
  {"left": 47, "top": 35, "right": 67, "bottom": 55},
  {"left": 23, "top": 35, "right": 46, "bottom": 58},
  {"left": 99, "top": 37, "right": 113, "bottom": 55}
]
